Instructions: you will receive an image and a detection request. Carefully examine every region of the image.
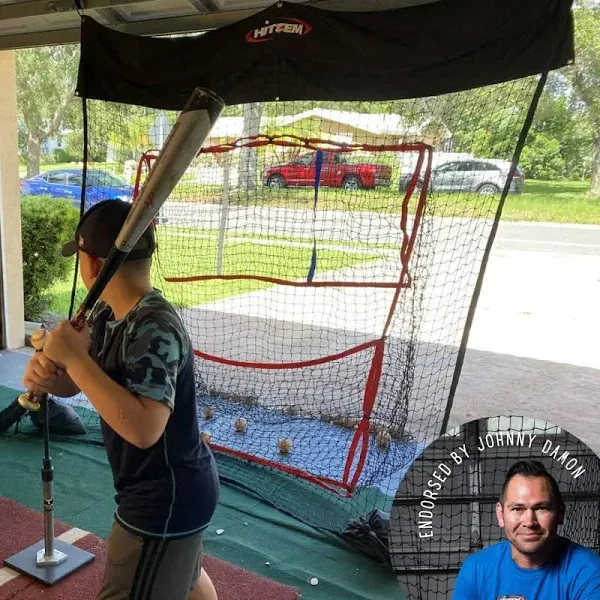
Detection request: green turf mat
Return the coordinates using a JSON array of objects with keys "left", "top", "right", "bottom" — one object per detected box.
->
[
  {"left": 216, "top": 452, "right": 393, "bottom": 533},
  {"left": 3, "top": 387, "right": 397, "bottom": 535},
  {"left": 0, "top": 386, "right": 403, "bottom": 599}
]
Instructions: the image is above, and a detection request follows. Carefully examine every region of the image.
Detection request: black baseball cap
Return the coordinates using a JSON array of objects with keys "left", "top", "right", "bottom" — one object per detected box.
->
[{"left": 61, "top": 199, "right": 156, "bottom": 261}]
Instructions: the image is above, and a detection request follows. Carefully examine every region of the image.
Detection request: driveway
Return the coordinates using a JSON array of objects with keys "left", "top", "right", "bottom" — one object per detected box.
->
[{"left": 452, "top": 221, "right": 600, "bottom": 454}]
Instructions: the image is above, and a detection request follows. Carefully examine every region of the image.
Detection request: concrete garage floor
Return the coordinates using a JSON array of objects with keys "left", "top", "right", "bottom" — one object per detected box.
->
[
  {"left": 0, "top": 347, "right": 32, "bottom": 391},
  {"left": 450, "top": 348, "right": 600, "bottom": 456}
]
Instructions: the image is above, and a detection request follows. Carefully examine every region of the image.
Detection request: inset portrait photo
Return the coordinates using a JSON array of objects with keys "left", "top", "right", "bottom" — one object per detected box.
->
[{"left": 390, "top": 415, "right": 600, "bottom": 600}]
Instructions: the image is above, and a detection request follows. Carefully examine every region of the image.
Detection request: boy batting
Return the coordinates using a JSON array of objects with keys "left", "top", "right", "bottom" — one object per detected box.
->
[{"left": 23, "top": 199, "right": 219, "bottom": 600}]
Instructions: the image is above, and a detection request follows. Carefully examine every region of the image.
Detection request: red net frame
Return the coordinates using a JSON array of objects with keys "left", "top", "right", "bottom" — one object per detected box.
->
[{"left": 134, "top": 135, "right": 433, "bottom": 496}]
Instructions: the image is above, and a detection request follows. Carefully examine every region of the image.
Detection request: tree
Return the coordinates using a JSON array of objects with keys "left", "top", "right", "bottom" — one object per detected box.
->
[
  {"left": 519, "top": 134, "right": 565, "bottom": 180},
  {"left": 238, "top": 102, "right": 264, "bottom": 190},
  {"left": 16, "top": 45, "right": 79, "bottom": 177},
  {"left": 521, "top": 75, "right": 593, "bottom": 180},
  {"left": 571, "top": 2, "right": 600, "bottom": 195}
]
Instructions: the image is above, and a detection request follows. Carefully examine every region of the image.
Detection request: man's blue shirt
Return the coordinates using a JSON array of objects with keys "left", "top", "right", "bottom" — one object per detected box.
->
[{"left": 452, "top": 537, "right": 600, "bottom": 600}]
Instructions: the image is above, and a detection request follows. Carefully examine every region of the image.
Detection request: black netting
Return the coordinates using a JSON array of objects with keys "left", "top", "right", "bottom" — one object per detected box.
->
[{"left": 19, "top": 75, "right": 552, "bottom": 534}]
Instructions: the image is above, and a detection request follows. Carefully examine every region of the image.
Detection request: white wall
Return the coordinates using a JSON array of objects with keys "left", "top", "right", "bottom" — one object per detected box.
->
[{"left": 0, "top": 50, "right": 25, "bottom": 349}]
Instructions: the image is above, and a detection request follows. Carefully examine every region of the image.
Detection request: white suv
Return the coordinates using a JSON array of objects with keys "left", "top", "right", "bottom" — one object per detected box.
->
[{"left": 399, "top": 159, "right": 525, "bottom": 195}]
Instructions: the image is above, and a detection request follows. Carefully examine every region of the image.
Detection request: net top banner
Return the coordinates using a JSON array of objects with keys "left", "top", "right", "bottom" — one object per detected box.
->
[{"left": 76, "top": 0, "right": 574, "bottom": 110}]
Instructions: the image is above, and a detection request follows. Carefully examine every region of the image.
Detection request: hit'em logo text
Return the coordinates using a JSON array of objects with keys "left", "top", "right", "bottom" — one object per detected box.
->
[{"left": 246, "top": 18, "right": 312, "bottom": 43}]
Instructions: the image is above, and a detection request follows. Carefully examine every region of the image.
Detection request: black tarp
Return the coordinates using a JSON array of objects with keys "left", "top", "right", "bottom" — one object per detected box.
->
[{"left": 76, "top": 0, "right": 574, "bottom": 109}]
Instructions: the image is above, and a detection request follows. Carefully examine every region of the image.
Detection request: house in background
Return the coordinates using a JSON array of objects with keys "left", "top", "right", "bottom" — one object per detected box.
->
[
  {"left": 189, "top": 108, "right": 453, "bottom": 149},
  {"left": 272, "top": 108, "right": 453, "bottom": 150},
  {"left": 271, "top": 109, "right": 459, "bottom": 177},
  {"left": 124, "top": 109, "right": 459, "bottom": 186},
  {"left": 195, "top": 109, "right": 456, "bottom": 179},
  {"left": 40, "top": 128, "right": 72, "bottom": 156}
]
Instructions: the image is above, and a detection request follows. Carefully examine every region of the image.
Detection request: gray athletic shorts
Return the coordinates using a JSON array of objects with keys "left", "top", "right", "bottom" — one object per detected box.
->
[{"left": 96, "top": 521, "right": 204, "bottom": 600}]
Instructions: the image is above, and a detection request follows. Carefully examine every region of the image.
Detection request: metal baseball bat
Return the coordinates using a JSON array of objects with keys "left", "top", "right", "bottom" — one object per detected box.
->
[{"left": 17, "top": 86, "right": 225, "bottom": 411}]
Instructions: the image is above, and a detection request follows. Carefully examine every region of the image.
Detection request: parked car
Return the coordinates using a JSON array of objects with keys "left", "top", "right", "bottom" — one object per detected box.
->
[
  {"left": 262, "top": 151, "right": 393, "bottom": 190},
  {"left": 399, "top": 159, "right": 525, "bottom": 195},
  {"left": 20, "top": 168, "right": 135, "bottom": 207}
]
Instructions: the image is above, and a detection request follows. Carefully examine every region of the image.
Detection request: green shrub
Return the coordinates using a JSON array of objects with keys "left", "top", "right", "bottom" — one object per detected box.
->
[
  {"left": 52, "top": 147, "right": 79, "bottom": 163},
  {"left": 520, "top": 134, "right": 566, "bottom": 180},
  {"left": 21, "top": 196, "right": 80, "bottom": 321}
]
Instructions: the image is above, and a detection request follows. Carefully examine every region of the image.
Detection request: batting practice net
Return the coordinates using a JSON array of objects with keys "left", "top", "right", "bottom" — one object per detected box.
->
[
  {"left": 391, "top": 415, "right": 600, "bottom": 600},
  {"left": 56, "top": 82, "right": 538, "bottom": 532},
  {"left": 8, "top": 1, "right": 577, "bottom": 539}
]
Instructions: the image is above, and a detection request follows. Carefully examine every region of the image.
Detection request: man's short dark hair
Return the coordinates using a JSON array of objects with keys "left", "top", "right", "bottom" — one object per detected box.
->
[{"left": 499, "top": 460, "right": 564, "bottom": 508}]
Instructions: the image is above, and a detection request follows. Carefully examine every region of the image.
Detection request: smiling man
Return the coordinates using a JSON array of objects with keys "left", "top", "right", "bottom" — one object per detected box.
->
[{"left": 452, "top": 460, "right": 600, "bottom": 600}]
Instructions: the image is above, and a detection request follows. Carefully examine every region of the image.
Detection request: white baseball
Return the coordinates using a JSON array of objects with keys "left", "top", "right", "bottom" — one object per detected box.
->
[
  {"left": 278, "top": 438, "right": 293, "bottom": 454},
  {"left": 376, "top": 430, "right": 392, "bottom": 449},
  {"left": 235, "top": 417, "right": 248, "bottom": 433}
]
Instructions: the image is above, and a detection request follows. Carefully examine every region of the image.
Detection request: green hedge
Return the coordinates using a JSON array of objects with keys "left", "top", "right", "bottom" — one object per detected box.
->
[{"left": 21, "top": 196, "right": 80, "bottom": 321}]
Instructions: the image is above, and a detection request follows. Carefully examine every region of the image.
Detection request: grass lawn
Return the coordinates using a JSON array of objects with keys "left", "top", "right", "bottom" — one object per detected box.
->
[
  {"left": 19, "top": 163, "right": 79, "bottom": 178},
  {"left": 45, "top": 232, "right": 382, "bottom": 317},
  {"left": 31, "top": 177, "right": 599, "bottom": 318},
  {"left": 500, "top": 180, "right": 599, "bottom": 224},
  {"left": 18, "top": 162, "right": 119, "bottom": 178},
  {"left": 21, "top": 159, "right": 599, "bottom": 224},
  {"left": 169, "top": 179, "right": 600, "bottom": 224},
  {"left": 158, "top": 227, "right": 400, "bottom": 251}
]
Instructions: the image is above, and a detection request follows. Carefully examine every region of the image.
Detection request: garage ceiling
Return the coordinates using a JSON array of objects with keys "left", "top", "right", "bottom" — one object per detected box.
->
[{"left": 0, "top": 0, "right": 438, "bottom": 50}]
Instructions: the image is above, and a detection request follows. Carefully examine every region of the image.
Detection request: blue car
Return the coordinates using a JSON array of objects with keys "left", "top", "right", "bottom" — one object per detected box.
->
[{"left": 20, "top": 168, "right": 135, "bottom": 208}]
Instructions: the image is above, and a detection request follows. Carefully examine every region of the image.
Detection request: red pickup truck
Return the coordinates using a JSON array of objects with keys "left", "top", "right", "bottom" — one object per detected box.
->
[{"left": 262, "top": 151, "right": 392, "bottom": 190}]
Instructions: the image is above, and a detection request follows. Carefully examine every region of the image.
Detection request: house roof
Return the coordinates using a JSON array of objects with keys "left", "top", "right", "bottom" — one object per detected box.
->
[
  {"left": 274, "top": 108, "right": 433, "bottom": 137},
  {"left": 207, "top": 109, "right": 442, "bottom": 142},
  {"left": 209, "top": 116, "right": 245, "bottom": 140}
]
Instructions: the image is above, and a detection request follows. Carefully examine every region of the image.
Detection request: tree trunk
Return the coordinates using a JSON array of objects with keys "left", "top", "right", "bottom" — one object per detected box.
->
[
  {"left": 26, "top": 134, "right": 41, "bottom": 178},
  {"left": 239, "top": 103, "right": 263, "bottom": 191},
  {"left": 590, "top": 135, "right": 600, "bottom": 197}
]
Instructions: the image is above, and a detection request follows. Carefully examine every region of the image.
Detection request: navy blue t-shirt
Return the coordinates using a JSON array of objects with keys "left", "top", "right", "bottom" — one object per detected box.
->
[
  {"left": 89, "top": 289, "right": 219, "bottom": 538},
  {"left": 453, "top": 537, "right": 600, "bottom": 600}
]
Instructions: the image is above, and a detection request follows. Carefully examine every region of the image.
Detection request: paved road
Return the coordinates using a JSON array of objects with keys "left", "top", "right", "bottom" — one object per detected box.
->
[
  {"left": 160, "top": 202, "right": 600, "bottom": 253},
  {"left": 493, "top": 221, "right": 600, "bottom": 257},
  {"left": 466, "top": 221, "right": 600, "bottom": 370}
]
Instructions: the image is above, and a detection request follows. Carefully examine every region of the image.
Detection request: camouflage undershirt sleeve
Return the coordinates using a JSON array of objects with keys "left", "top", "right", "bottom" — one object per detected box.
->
[{"left": 123, "top": 314, "right": 186, "bottom": 411}]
